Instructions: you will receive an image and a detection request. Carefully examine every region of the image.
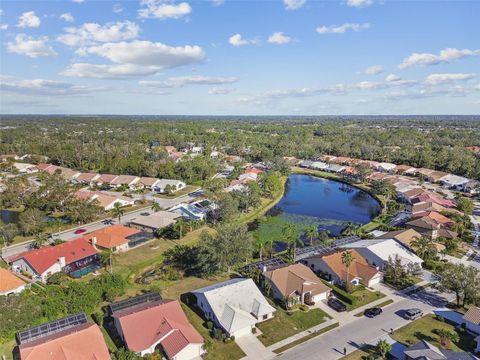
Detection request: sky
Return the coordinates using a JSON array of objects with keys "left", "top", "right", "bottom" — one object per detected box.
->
[{"left": 0, "top": 0, "right": 479, "bottom": 115}]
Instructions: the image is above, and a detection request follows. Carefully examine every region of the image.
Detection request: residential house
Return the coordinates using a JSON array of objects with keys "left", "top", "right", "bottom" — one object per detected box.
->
[
  {"left": 153, "top": 179, "right": 186, "bottom": 193},
  {"left": 74, "top": 172, "right": 100, "bottom": 185},
  {"left": 396, "top": 339, "right": 477, "bottom": 360},
  {"left": 9, "top": 237, "right": 100, "bottom": 282},
  {"left": 58, "top": 168, "right": 81, "bottom": 182},
  {"left": 416, "top": 168, "right": 436, "bottom": 178},
  {"left": 0, "top": 268, "right": 27, "bottom": 296},
  {"left": 191, "top": 278, "right": 276, "bottom": 338},
  {"left": 74, "top": 190, "right": 135, "bottom": 210},
  {"left": 164, "top": 145, "right": 177, "bottom": 154},
  {"left": 376, "top": 228, "right": 422, "bottom": 249},
  {"left": 36, "top": 163, "right": 60, "bottom": 174},
  {"left": 394, "top": 164, "right": 417, "bottom": 175},
  {"left": 310, "top": 161, "right": 329, "bottom": 170},
  {"left": 303, "top": 250, "right": 382, "bottom": 288},
  {"left": 398, "top": 187, "right": 425, "bottom": 203},
  {"left": 368, "top": 172, "right": 388, "bottom": 181},
  {"left": 406, "top": 216, "right": 457, "bottom": 241},
  {"left": 331, "top": 156, "right": 353, "bottom": 165},
  {"left": 238, "top": 172, "right": 258, "bottom": 182},
  {"left": 427, "top": 171, "right": 449, "bottom": 183},
  {"left": 129, "top": 211, "right": 180, "bottom": 233},
  {"left": 169, "top": 200, "right": 213, "bottom": 221},
  {"left": 338, "top": 238, "right": 423, "bottom": 270},
  {"left": 87, "top": 224, "right": 142, "bottom": 253},
  {"left": 13, "top": 163, "right": 38, "bottom": 174},
  {"left": 359, "top": 160, "right": 380, "bottom": 169},
  {"left": 111, "top": 295, "right": 204, "bottom": 359},
  {"left": 15, "top": 314, "right": 111, "bottom": 360},
  {"left": 463, "top": 306, "right": 480, "bottom": 335},
  {"left": 440, "top": 174, "right": 470, "bottom": 189},
  {"left": 262, "top": 264, "right": 331, "bottom": 306},
  {"left": 325, "top": 164, "right": 345, "bottom": 173},
  {"left": 463, "top": 180, "right": 480, "bottom": 194},
  {"left": 110, "top": 175, "right": 140, "bottom": 190},
  {"left": 93, "top": 174, "right": 118, "bottom": 187},
  {"left": 376, "top": 162, "right": 397, "bottom": 173},
  {"left": 410, "top": 193, "right": 456, "bottom": 208},
  {"left": 411, "top": 201, "right": 453, "bottom": 214},
  {"left": 299, "top": 160, "right": 314, "bottom": 168},
  {"left": 411, "top": 211, "right": 455, "bottom": 228}
]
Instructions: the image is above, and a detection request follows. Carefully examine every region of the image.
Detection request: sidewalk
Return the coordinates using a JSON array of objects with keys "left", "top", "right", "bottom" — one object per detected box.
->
[{"left": 238, "top": 333, "right": 275, "bottom": 360}]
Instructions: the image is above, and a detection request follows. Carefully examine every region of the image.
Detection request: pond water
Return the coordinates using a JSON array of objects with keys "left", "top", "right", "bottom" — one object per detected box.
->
[
  {"left": 0, "top": 209, "right": 20, "bottom": 225},
  {"left": 257, "top": 174, "right": 381, "bottom": 251}
]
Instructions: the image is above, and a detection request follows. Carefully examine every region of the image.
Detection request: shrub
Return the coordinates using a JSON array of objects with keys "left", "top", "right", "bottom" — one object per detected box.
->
[
  {"left": 207, "top": 321, "right": 214, "bottom": 330},
  {"left": 299, "top": 304, "right": 309, "bottom": 312},
  {"left": 252, "top": 327, "right": 257, "bottom": 334}
]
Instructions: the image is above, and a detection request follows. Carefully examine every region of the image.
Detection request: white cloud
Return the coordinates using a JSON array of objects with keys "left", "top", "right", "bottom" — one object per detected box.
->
[
  {"left": 17, "top": 11, "right": 40, "bottom": 28},
  {"left": 0, "top": 24, "right": 8, "bottom": 30},
  {"left": 113, "top": 4, "right": 124, "bottom": 13},
  {"left": 284, "top": 0, "right": 306, "bottom": 10},
  {"left": 228, "top": 33, "right": 259, "bottom": 46},
  {"left": 208, "top": 86, "right": 232, "bottom": 95},
  {"left": 268, "top": 32, "right": 291, "bottom": 45},
  {"left": 385, "top": 74, "right": 401, "bottom": 82},
  {"left": 7, "top": 34, "right": 57, "bottom": 58},
  {"left": 316, "top": 23, "right": 370, "bottom": 34},
  {"left": 60, "top": 13, "right": 74, "bottom": 22},
  {"left": 139, "top": 75, "right": 238, "bottom": 88},
  {"left": 364, "top": 65, "right": 383, "bottom": 75},
  {"left": 356, "top": 81, "right": 383, "bottom": 90},
  {"left": 399, "top": 48, "right": 480, "bottom": 69},
  {"left": 346, "top": 0, "right": 373, "bottom": 7},
  {"left": 63, "top": 40, "right": 205, "bottom": 79},
  {"left": 57, "top": 21, "right": 140, "bottom": 47},
  {"left": 138, "top": 0, "right": 192, "bottom": 20},
  {"left": 424, "top": 73, "right": 476, "bottom": 85},
  {"left": 211, "top": 0, "right": 224, "bottom": 6},
  {"left": 0, "top": 77, "right": 97, "bottom": 96},
  {"left": 72, "top": 0, "right": 85, "bottom": 3}
]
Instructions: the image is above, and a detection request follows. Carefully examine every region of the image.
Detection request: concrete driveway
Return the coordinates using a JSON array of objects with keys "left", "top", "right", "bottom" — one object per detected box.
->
[
  {"left": 276, "top": 288, "right": 452, "bottom": 360},
  {"left": 237, "top": 333, "right": 275, "bottom": 360}
]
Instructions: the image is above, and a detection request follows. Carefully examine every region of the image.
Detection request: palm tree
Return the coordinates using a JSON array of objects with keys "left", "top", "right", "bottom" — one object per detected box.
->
[
  {"left": 254, "top": 237, "right": 269, "bottom": 261},
  {"left": 32, "top": 232, "right": 49, "bottom": 249},
  {"left": 151, "top": 202, "right": 162, "bottom": 212},
  {"left": 282, "top": 223, "right": 299, "bottom": 262},
  {"left": 341, "top": 250, "right": 355, "bottom": 289},
  {"left": 305, "top": 225, "right": 319, "bottom": 246},
  {"left": 376, "top": 339, "right": 392, "bottom": 359},
  {"left": 112, "top": 202, "right": 125, "bottom": 223},
  {"left": 411, "top": 236, "right": 437, "bottom": 260},
  {"left": 100, "top": 250, "right": 113, "bottom": 273}
]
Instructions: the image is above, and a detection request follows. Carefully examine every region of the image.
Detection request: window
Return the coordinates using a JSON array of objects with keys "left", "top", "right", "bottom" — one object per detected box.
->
[{"left": 263, "top": 314, "right": 268, "bottom": 320}]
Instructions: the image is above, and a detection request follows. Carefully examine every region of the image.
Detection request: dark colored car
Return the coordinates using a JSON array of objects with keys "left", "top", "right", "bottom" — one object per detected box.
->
[
  {"left": 140, "top": 212, "right": 150, "bottom": 216},
  {"left": 328, "top": 297, "right": 347, "bottom": 312},
  {"left": 364, "top": 307, "right": 383, "bottom": 318},
  {"left": 102, "top": 219, "right": 114, "bottom": 225},
  {"left": 74, "top": 228, "right": 87, "bottom": 234}
]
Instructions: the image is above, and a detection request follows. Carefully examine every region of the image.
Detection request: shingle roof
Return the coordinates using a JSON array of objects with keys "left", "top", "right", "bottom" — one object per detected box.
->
[
  {"left": 113, "top": 299, "right": 203, "bottom": 356},
  {"left": 129, "top": 211, "right": 180, "bottom": 230},
  {"left": 263, "top": 263, "right": 330, "bottom": 297},
  {"left": 463, "top": 306, "right": 480, "bottom": 325},
  {"left": 110, "top": 175, "right": 139, "bottom": 186},
  {"left": 10, "top": 238, "right": 98, "bottom": 275},
  {"left": 18, "top": 322, "right": 111, "bottom": 360},
  {"left": 0, "top": 268, "right": 25, "bottom": 293},
  {"left": 376, "top": 228, "right": 422, "bottom": 247},
  {"left": 85, "top": 224, "right": 140, "bottom": 249}
]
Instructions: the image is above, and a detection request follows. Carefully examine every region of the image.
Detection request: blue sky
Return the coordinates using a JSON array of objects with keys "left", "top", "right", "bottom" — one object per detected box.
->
[{"left": 0, "top": 0, "right": 479, "bottom": 115}]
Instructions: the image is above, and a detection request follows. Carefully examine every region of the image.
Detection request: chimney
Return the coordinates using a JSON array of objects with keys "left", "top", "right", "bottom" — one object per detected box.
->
[
  {"left": 57, "top": 256, "right": 66, "bottom": 268},
  {"left": 91, "top": 236, "right": 97, "bottom": 248},
  {"left": 262, "top": 266, "right": 267, "bottom": 273}
]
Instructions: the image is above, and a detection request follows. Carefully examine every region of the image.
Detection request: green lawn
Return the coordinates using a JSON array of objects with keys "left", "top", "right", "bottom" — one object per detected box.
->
[
  {"left": 392, "top": 314, "right": 476, "bottom": 353},
  {"left": 257, "top": 306, "right": 329, "bottom": 347},
  {"left": 386, "top": 276, "right": 423, "bottom": 291},
  {"left": 345, "top": 288, "right": 386, "bottom": 311},
  {"left": 0, "top": 340, "right": 14, "bottom": 360},
  {"left": 153, "top": 185, "right": 200, "bottom": 199},
  {"left": 340, "top": 345, "right": 377, "bottom": 360},
  {"left": 181, "top": 304, "right": 245, "bottom": 360},
  {"left": 273, "top": 323, "right": 339, "bottom": 354}
]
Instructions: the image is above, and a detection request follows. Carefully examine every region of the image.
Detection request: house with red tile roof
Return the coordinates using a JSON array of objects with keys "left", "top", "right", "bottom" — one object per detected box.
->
[
  {"left": 74, "top": 190, "right": 135, "bottom": 210},
  {"left": 0, "top": 268, "right": 27, "bottom": 296},
  {"left": 86, "top": 224, "right": 141, "bottom": 252},
  {"left": 303, "top": 250, "right": 382, "bottom": 288},
  {"left": 411, "top": 211, "right": 455, "bottom": 227},
  {"left": 16, "top": 316, "right": 111, "bottom": 360},
  {"left": 9, "top": 238, "right": 100, "bottom": 282},
  {"left": 410, "top": 193, "right": 456, "bottom": 208},
  {"left": 112, "top": 297, "right": 205, "bottom": 359},
  {"left": 92, "top": 174, "right": 118, "bottom": 187}
]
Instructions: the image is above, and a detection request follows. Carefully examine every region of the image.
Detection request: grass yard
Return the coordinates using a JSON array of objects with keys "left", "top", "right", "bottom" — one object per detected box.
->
[
  {"left": 340, "top": 345, "right": 377, "bottom": 360},
  {"left": 181, "top": 304, "right": 245, "bottom": 360},
  {"left": 392, "top": 314, "right": 476, "bottom": 353},
  {"left": 0, "top": 340, "right": 14, "bottom": 360},
  {"left": 385, "top": 275, "right": 423, "bottom": 291},
  {"left": 273, "top": 323, "right": 339, "bottom": 354},
  {"left": 161, "top": 274, "right": 230, "bottom": 299},
  {"left": 345, "top": 288, "right": 386, "bottom": 311},
  {"left": 153, "top": 185, "right": 200, "bottom": 199},
  {"left": 257, "top": 306, "right": 330, "bottom": 347}
]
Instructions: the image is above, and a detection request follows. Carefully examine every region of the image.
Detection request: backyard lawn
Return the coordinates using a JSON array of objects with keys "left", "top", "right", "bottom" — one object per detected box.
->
[
  {"left": 181, "top": 304, "right": 245, "bottom": 360},
  {"left": 392, "top": 314, "right": 476, "bottom": 353},
  {"left": 153, "top": 185, "right": 199, "bottom": 199},
  {"left": 257, "top": 306, "right": 330, "bottom": 346}
]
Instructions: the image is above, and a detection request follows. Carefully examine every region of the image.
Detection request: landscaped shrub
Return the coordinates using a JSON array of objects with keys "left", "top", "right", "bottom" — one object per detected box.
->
[
  {"left": 328, "top": 283, "right": 356, "bottom": 305},
  {"left": 252, "top": 327, "right": 257, "bottom": 334},
  {"left": 207, "top": 321, "right": 214, "bottom": 331},
  {"left": 299, "top": 304, "right": 309, "bottom": 312}
]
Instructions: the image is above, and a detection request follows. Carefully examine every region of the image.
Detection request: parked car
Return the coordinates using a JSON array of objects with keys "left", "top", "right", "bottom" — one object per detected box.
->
[
  {"left": 404, "top": 308, "right": 423, "bottom": 320},
  {"left": 102, "top": 219, "right": 114, "bottom": 225},
  {"left": 74, "top": 228, "right": 87, "bottom": 234},
  {"left": 140, "top": 212, "right": 150, "bottom": 216},
  {"left": 328, "top": 297, "right": 347, "bottom": 312},
  {"left": 364, "top": 307, "right": 383, "bottom": 318}
]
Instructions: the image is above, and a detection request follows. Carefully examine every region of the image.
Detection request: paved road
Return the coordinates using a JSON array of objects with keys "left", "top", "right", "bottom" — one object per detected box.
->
[
  {"left": 277, "top": 288, "right": 451, "bottom": 360},
  {"left": 1, "top": 189, "right": 203, "bottom": 260}
]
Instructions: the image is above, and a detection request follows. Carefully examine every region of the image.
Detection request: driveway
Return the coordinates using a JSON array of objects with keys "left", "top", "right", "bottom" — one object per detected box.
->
[
  {"left": 237, "top": 333, "right": 275, "bottom": 360},
  {"left": 276, "top": 288, "right": 452, "bottom": 360}
]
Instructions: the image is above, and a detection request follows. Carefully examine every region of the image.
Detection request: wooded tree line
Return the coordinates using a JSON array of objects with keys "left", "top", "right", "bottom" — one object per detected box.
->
[{"left": 1, "top": 116, "right": 479, "bottom": 179}]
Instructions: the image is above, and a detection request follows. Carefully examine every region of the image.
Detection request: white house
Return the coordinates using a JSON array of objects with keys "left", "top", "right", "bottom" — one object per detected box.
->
[
  {"left": 153, "top": 179, "right": 186, "bottom": 193},
  {"left": 325, "top": 164, "right": 345, "bottom": 173},
  {"left": 439, "top": 174, "right": 470, "bottom": 189},
  {"left": 0, "top": 268, "right": 27, "bottom": 296},
  {"left": 310, "top": 161, "right": 329, "bottom": 170},
  {"left": 338, "top": 238, "right": 423, "bottom": 270},
  {"left": 13, "top": 163, "right": 38, "bottom": 174},
  {"left": 192, "top": 278, "right": 276, "bottom": 338},
  {"left": 376, "top": 162, "right": 397, "bottom": 173}
]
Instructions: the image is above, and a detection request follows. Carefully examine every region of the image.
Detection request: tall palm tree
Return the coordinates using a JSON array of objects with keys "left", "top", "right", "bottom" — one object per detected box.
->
[
  {"left": 112, "top": 202, "right": 125, "bottom": 223},
  {"left": 32, "top": 232, "right": 49, "bottom": 249},
  {"left": 254, "top": 237, "right": 269, "bottom": 261},
  {"left": 151, "top": 202, "right": 162, "bottom": 212},
  {"left": 411, "top": 236, "right": 437, "bottom": 260},
  {"left": 305, "top": 225, "right": 319, "bottom": 246},
  {"left": 282, "top": 223, "right": 299, "bottom": 262},
  {"left": 341, "top": 250, "right": 355, "bottom": 289}
]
